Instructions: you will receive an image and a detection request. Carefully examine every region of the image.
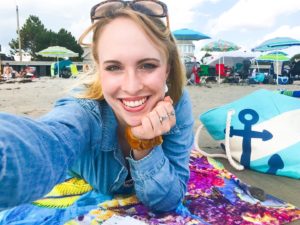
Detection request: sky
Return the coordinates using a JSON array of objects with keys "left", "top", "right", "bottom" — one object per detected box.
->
[{"left": 1, "top": 0, "right": 300, "bottom": 58}]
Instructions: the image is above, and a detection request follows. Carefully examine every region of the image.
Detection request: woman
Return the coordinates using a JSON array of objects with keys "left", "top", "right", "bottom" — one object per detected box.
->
[{"left": 0, "top": 0, "right": 194, "bottom": 213}]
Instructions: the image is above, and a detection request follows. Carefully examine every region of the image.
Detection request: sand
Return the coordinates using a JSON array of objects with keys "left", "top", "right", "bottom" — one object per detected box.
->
[
  {"left": 2, "top": 77, "right": 300, "bottom": 120},
  {"left": 1, "top": 77, "right": 300, "bottom": 211}
]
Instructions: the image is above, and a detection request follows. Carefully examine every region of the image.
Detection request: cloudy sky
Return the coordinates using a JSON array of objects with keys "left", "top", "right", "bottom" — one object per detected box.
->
[{"left": 1, "top": 0, "right": 300, "bottom": 56}]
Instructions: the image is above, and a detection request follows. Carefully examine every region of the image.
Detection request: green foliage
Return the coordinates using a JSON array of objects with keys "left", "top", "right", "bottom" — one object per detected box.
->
[{"left": 9, "top": 15, "right": 83, "bottom": 61}]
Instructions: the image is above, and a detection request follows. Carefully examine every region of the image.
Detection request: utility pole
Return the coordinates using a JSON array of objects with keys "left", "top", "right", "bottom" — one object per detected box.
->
[{"left": 16, "top": 4, "right": 22, "bottom": 61}]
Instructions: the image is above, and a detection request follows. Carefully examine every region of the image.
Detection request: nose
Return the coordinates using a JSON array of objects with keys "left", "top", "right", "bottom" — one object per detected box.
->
[{"left": 121, "top": 69, "right": 143, "bottom": 94}]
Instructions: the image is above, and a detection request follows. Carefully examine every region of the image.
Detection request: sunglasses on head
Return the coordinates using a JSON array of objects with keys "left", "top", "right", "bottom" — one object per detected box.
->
[{"left": 90, "top": 0, "right": 169, "bottom": 28}]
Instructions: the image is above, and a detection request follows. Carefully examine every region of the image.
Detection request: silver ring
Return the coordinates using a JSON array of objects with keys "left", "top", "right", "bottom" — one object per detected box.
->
[
  {"left": 168, "top": 111, "right": 175, "bottom": 117},
  {"left": 159, "top": 115, "right": 168, "bottom": 123}
]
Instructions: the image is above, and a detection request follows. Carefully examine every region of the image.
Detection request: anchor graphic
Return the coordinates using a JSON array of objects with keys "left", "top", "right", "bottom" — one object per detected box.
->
[
  {"left": 229, "top": 109, "right": 273, "bottom": 168},
  {"left": 267, "top": 154, "right": 284, "bottom": 175}
]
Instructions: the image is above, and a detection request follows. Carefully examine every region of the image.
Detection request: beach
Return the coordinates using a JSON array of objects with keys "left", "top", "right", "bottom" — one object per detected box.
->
[
  {"left": 2, "top": 77, "right": 300, "bottom": 136},
  {"left": 2, "top": 77, "right": 300, "bottom": 120},
  {"left": 1, "top": 77, "right": 300, "bottom": 212}
]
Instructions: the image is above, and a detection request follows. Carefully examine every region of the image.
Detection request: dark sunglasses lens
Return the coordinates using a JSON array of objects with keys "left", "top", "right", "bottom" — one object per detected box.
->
[
  {"left": 93, "top": 2, "right": 124, "bottom": 19},
  {"left": 132, "top": 1, "right": 165, "bottom": 16}
]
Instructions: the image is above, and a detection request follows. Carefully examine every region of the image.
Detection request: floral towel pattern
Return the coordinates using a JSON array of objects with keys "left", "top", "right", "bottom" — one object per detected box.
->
[{"left": 66, "top": 151, "right": 300, "bottom": 225}]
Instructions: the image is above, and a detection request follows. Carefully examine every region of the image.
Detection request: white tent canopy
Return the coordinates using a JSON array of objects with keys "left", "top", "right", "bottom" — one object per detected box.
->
[{"left": 206, "top": 50, "right": 259, "bottom": 67}]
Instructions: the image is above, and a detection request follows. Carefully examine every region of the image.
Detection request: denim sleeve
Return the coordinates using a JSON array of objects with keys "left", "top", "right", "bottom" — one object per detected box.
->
[
  {"left": 127, "top": 90, "right": 194, "bottom": 212},
  {"left": 0, "top": 97, "right": 100, "bottom": 211}
]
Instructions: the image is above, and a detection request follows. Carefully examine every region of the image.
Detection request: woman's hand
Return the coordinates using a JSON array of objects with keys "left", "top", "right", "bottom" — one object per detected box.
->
[{"left": 130, "top": 96, "right": 176, "bottom": 140}]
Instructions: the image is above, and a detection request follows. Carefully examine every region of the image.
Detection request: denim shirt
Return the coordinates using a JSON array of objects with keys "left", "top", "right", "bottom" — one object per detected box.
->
[{"left": 0, "top": 89, "right": 194, "bottom": 212}]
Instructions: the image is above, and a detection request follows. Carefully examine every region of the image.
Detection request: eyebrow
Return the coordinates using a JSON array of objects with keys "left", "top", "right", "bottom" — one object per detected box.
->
[{"left": 103, "top": 58, "right": 161, "bottom": 64}]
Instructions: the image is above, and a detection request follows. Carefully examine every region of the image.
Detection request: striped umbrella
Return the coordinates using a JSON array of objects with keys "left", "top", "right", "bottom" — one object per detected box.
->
[
  {"left": 201, "top": 40, "right": 240, "bottom": 83},
  {"left": 201, "top": 39, "right": 240, "bottom": 52}
]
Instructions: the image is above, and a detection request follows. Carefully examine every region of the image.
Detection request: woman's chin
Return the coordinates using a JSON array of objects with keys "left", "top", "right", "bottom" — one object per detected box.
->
[{"left": 125, "top": 117, "right": 142, "bottom": 128}]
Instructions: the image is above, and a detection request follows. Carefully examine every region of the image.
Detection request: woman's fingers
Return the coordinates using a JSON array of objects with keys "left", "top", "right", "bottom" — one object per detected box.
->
[
  {"left": 131, "top": 115, "right": 152, "bottom": 139},
  {"left": 130, "top": 96, "right": 176, "bottom": 140},
  {"left": 155, "top": 104, "right": 171, "bottom": 131},
  {"left": 164, "top": 96, "right": 173, "bottom": 104}
]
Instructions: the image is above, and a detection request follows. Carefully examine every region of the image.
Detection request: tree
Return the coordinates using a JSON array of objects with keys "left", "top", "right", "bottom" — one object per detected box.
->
[
  {"left": 9, "top": 15, "right": 83, "bottom": 61},
  {"left": 9, "top": 15, "right": 47, "bottom": 59},
  {"left": 56, "top": 29, "right": 83, "bottom": 61}
]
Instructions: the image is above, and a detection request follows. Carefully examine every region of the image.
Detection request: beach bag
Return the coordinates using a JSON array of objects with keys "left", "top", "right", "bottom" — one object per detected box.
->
[
  {"left": 195, "top": 89, "right": 300, "bottom": 179},
  {"left": 278, "top": 76, "right": 289, "bottom": 85}
]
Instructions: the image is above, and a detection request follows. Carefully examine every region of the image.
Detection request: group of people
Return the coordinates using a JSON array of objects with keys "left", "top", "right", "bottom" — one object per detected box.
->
[
  {"left": 1, "top": 63, "right": 35, "bottom": 80},
  {"left": 0, "top": 0, "right": 194, "bottom": 217}
]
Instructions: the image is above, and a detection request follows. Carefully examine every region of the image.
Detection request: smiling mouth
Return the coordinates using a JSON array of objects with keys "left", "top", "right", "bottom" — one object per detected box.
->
[{"left": 121, "top": 97, "right": 147, "bottom": 108}]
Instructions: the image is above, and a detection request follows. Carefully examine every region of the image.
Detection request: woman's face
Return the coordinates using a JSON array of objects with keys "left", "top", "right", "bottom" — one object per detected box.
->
[{"left": 97, "top": 17, "right": 169, "bottom": 127}]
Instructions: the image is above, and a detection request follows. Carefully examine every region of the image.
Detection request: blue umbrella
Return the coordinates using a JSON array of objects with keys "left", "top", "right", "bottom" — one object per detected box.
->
[
  {"left": 252, "top": 37, "right": 300, "bottom": 84},
  {"left": 252, "top": 37, "right": 300, "bottom": 52},
  {"left": 172, "top": 28, "right": 210, "bottom": 41}
]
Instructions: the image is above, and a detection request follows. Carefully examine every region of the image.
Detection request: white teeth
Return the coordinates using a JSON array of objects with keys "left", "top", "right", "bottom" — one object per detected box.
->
[{"left": 123, "top": 97, "right": 146, "bottom": 108}]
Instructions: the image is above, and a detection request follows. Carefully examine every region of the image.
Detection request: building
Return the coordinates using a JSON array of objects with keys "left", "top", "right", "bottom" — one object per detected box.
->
[{"left": 172, "top": 28, "right": 210, "bottom": 63}]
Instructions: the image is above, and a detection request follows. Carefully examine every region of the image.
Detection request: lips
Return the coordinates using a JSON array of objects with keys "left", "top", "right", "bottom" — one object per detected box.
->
[
  {"left": 122, "top": 97, "right": 147, "bottom": 108},
  {"left": 120, "top": 96, "right": 148, "bottom": 112}
]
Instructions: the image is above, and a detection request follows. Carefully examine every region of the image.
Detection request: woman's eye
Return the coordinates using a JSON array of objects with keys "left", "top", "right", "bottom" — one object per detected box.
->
[
  {"left": 105, "top": 65, "right": 121, "bottom": 71},
  {"left": 140, "top": 63, "right": 157, "bottom": 70}
]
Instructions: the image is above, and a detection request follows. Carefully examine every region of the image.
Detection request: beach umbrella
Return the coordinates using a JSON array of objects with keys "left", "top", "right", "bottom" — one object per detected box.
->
[
  {"left": 256, "top": 53, "right": 290, "bottom": 62},
  {"left": 172, "top": 28, "right": 210, "bottom": 41},
  {"left": 201, "top": 39, "right": 240, "bottom": 83},
  {"left": 256, "top": 53, "right": 290, "bottom": 76},
  {"left": 252, "top": 37, "right": 300, "bottom": 84},
  {"left": 252, "top": 37, "right": 300, "bottom": 52},
  {"left": 267, "top": 51, "right": 288, "bottom": 56},
  {"left": 37, "top": 46, "right": 78, "bottom": 77},
  {"left": 201, "top": 39, "right": 240, "bottom": 52}
]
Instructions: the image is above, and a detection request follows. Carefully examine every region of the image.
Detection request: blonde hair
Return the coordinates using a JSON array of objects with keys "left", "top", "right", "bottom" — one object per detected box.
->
[{"left": 78, "top": 7, "right": 186, "bottom": 103}]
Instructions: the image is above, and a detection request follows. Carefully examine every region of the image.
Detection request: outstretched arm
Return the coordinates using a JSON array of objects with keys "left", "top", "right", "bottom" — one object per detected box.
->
[{"left": 0, "top": 97, "right": 100, "bottom": 211}]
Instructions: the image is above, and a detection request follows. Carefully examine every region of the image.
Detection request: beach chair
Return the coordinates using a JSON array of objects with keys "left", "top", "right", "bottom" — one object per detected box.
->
[
  {"left": 216, "top": 63, "right": 227, "bottom": 77},
  {"left": 234, "top": 63, "right": 243, "bottom": 75},
  {"left": 70, "top": 64, "right": 79, "bottom": 78},
  {"left": 50, "top": 63, "right": 56, "bottom": 77},
  {"left": 186, "top": 73, "right": 195, "bottom": 85},
  {"left": 199, "top": 65, "right": 209, "bottom": 76},
  {"left": 198, "top": 65, "right": 210, "bottom": 83}
]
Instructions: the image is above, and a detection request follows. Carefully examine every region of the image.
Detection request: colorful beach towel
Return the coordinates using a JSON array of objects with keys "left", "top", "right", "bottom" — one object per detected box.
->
[
  {"left": 278, "top": 90, "right": 300, "bottom": 98},
  {"left": 1, "top": 150, "right": 300, "bottom": 225}
]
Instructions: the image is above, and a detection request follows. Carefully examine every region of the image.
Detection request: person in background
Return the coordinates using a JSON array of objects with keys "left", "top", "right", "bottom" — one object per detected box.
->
[
  {"left": 19, "top": 66, "right": 29, "bottom": 78},
  {"left": 192, "top": 62, "right": 201, "bottom": 85},
  {"left": 0, "top": 0, "right": 194, "bottom": 213},
  {"left": 1, "top": 63, "right": 13, "bottom": 79}
]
